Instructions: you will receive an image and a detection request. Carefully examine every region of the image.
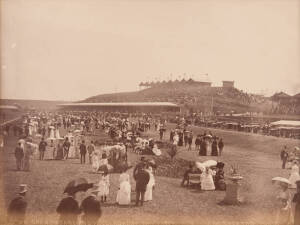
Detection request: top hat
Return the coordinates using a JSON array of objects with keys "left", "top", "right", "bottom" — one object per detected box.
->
[{"left": 18, "top": 184, "right": 27, "bottom": 194}]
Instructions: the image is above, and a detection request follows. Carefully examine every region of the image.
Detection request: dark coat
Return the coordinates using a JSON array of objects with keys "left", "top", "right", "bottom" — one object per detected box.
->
[
  {"left": 8, "top": 195, "right": 27, "bottom": 223},
  {"left": 80, "top": 195, "right": 101, "bottom": 221},
  {"left": 15, "top": 146, "right": 24, "bottom": 159},
  {"left": 218, "top": 140, "right": 224, "bottom": 149},
  {"left": 63, "top": 141, "right": 71, "bottom": 151},
  {"left": 281, "top": 150, "right": 288, "bottom": 160},
  {"left": 211, "top": 140, "right": 218, "bottom": 156},
  {"left": 80, "top": 144, "right": 87, "bottom": 154},
  {"left": 195, "top": 137, "right": 201, "bottom": 145},
  {"left": 39, "top": 141, "right": 47, "bottom": 151},
  {"left": 199, "top": 141, "right": 207, "bottom": 156},
  {"left": 293, "top": 193, "right": 300, "bottom": 225},
  {"left": 135, "top": 169, "right": 150, "bottom": 192},
  {"left": 56, "top": 196, "right": 81, "bottom": 224}
]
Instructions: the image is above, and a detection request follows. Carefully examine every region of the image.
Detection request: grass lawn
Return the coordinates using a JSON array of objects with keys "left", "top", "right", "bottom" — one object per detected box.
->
[{"left": 1, "top": 124, "right": 300, "bottom": 225}]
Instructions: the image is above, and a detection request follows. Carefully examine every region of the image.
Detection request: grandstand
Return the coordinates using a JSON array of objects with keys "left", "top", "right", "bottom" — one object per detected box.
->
[
  {"left": 58, "top": 102, "right": 180, "bottom": 113},
  {"left": 81, "top": 79, "right": 272, "bottom": 114}
]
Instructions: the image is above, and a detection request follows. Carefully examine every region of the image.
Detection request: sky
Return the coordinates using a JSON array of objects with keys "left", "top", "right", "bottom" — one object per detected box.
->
[{"left": 1, "top": 0, "right": 300, "bottom": 101}]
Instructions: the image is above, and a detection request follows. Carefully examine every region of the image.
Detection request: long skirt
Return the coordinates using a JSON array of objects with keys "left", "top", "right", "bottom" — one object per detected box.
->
[{"left": 116, "top": 181, "right": 131, "bottom": 205}]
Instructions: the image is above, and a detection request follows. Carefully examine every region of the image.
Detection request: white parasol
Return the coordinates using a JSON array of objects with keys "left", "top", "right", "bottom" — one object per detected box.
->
[
  {"left": 195, "top": 162, "right": 205, "bottom": 171},
  {"left": 272, "top": 177, "right": 291, "bottom": 185},
  {"left": 203, "top": 160, "right": 217, "bottom": 167}
]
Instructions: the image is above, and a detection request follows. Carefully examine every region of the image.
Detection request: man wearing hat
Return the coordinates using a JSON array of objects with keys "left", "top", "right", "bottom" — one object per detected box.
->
[
  {"left": 38, "top": 137, "right": 47, "bottom": 160},
  {"left": 133, "top": 157, "right": 146, "bottom": 178},
  {"left": 80, "top": 186, "right": 102, "bottom": 225},
  {"left": 15, "top": 143, "right": 24, "bottom": 171},
  {"left": 134, "top": 163, "right": 150, "bottom": 206},
  {"left": 280, "top": 146, "right": 289, "bottom": 169},
  {"left": 80, "top": 140, "right": 87, "bottom": 164},
  {"left": 7, "top": 184, "right": 28, "bottom": 225},
  {"left": 63, "top": 137, "right": 71, "bottom": 160}
]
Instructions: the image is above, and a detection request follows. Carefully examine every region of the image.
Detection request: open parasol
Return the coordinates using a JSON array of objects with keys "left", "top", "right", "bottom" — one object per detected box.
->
[
  {"left": 64, "top": 178, "right": 93, "bottom": 194},
  {"left": 203, "top": 160, "right": 217, "bottom": 167},
  {"left": 272, "top": 177, "right": 291, "bottom": 185},
  {"left": 195, "top": 162, "right": 205, "bottom": 171}
]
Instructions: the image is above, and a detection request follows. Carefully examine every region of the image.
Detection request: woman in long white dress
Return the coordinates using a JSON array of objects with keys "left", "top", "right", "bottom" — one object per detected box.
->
[
  {"left": 68, "top": 139, "right": 76, "bottom": 158},
  {"left": 91, "top": 151, "right": 100, "bottom": 172},
  {"left": 144, "top": 165, "right": 155, "bottom": 201},
  {"left": 116, "top": 168, "right": 131, "bottom": 205},
  {"left": 201, "top": 167, "right": 216, "bottom": 190},
  {"left": 289, "top": 161, "right": 300, "bottom": 188},
  {"left": 49, "top": 126, "right": 55, "bottom": 139},
  {"left": 55, "top": 128, "right": 61, "bottom": 139}
]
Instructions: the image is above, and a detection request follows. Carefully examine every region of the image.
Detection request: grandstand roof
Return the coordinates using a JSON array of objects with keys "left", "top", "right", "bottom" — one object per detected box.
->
[
  {"left": 58, "top": 102, "right": 179, "bottom": 107},
  {"left": 270, "top": 120, "right": 300, "bottom": 127},
  {"left": 0, "top": 105, "right": 19, "bottom": 110}
]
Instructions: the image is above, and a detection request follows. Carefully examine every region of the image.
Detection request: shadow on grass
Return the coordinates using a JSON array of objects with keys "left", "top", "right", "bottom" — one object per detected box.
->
[
  {"left": 7, "top": 168, "right": 24, "bottom": 172},
  {"left": 190, "top": 189, "right": 205, "bottom": 193},
  {"left": 101, "top": 202, "right": 118, "bottom": 207},
  {"left": 116, "top": 204, "right": 137, "bottom": 208}
]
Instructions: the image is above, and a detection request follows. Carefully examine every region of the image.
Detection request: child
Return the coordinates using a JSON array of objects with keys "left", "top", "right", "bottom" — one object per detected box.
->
[
  {"left": 276, "top": 197, "right": 291, "bottom": 225},
  {"left": 97, "top": 170, "right": 110, "bottom": 202},
  {"left": 181, "top": 164, "right": 194, "bottom": 187}
]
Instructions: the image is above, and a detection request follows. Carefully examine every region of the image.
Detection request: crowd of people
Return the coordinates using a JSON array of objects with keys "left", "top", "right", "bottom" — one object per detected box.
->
[{"left": 6, "top": 109, "right": 300, "bottom": 225}]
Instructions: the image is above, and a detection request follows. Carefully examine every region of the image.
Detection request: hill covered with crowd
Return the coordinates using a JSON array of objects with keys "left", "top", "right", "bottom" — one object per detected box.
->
[{"left": 81, "top": 81, "right": 281, "bottom": 114}]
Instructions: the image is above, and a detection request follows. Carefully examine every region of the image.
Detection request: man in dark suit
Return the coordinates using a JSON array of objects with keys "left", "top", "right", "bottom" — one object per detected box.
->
[
  {"left": 7, "top": 184, "right": 28, "bottom": 225},
  {"left": 80, "top": 140, "right": 87, "bottom": 164},
  {"left": 134, "top": 163, "right": 150, "bottom": 206},
  {"left": 56, "top": 191, "right": 81, "bottom": 225},
  {"left": 80, "top": 187, "right": 102, "bottom": 225},
  {"left": 38, "top": 138, "right": 47, "bottom": 160},
  {"left": 15, "top": 143, "right": 24, "bottom": 170},
  {"left": 133, "top": 157, "right": 146, "bottom": 177},
  {"left": 280, "top": 146, "right": 289, "bottom": 169},
  {"left": 63, "top": 137, "right": 71, "bottom": 160}
]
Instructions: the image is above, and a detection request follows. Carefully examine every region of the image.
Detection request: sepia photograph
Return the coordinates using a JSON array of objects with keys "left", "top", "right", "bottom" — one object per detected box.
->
[{"left": 0, "top": 0, "right": 300, "bottom": 224}]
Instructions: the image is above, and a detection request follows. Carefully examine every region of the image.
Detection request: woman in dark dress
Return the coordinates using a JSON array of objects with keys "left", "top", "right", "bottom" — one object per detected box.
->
[
  {"left": 56, "top": 140, "right": 64, "bottom": 160},
  {"left": 215, "top": 162, "right": 226, "bottom": 190},
  {"left": 293, "top": 180, "right": 300, "bottom": 225},
  {"left": 178, "top": 132, "right": 183, "bottom": 146},
  {"left": 199, "top": 138, "right": 207, "bottom": 156},
  {"left": 211, "top": 139, "right": 218, "bottom": 156}
]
